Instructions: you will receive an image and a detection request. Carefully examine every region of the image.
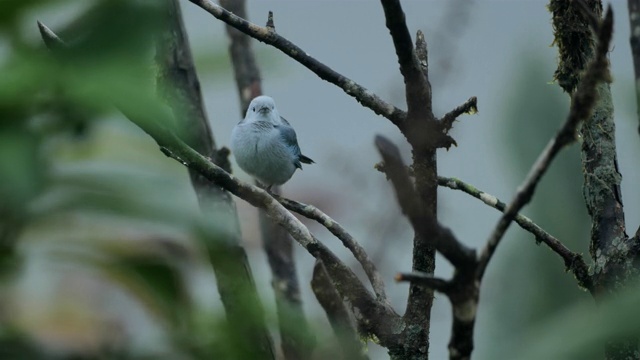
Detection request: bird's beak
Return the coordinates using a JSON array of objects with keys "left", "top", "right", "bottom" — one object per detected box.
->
[{"left": 258, "top": 106, "right": 270, "bottom": 114}]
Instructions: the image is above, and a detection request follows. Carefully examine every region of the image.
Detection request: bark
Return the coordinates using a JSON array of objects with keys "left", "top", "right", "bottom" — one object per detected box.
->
[
  {"left": 551, "top": 1, "right": 640, "bottom": 358},
  {"left": 311, "top": 260, "right": 368, "bottom": 360},
  {"left": 628, "top": 0, "right": 640, "bottom": 133},
  {"left": 154, "top": 1, "right": 275, "bottom": 358}
]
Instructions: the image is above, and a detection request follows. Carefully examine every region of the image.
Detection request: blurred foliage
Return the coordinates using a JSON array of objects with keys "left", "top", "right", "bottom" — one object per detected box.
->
[
  {"left": 478, "top": 56, "right": 595, "bottom": 359},
  {"left": 516, "top": 277, "right": 640, "bottom": 359},
  {"left": 0, "top": 1, "right": 278, "bottom": 359},
  {"left": 0, "top": 0, "right": 347, "bottom": 359},
  {"left": 11, "top": 0, "right": 635, "bottom": 358}
]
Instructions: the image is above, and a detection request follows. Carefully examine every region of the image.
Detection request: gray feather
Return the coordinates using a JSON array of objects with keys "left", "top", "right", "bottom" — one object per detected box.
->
[{"left": 278, "top": 117, "right": 314, "bottom": 168}]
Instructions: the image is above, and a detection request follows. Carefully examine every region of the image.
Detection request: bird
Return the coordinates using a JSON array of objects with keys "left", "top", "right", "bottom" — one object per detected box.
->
[{"left": 230, "top": 95, "right": 314, "bottom": 191}]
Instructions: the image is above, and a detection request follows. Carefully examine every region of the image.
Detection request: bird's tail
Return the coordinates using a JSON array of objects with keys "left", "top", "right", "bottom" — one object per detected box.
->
[{"left": 299, "top": 154, "right": 314, "bottom": 164}]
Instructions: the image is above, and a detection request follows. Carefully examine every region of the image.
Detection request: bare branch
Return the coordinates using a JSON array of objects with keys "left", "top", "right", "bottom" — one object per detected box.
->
[
  {"left": 275, "top": 195, "right": 387, "bottom": 301},
  {"left": 476, "top": 6, "right": 614, "bottom": 280},
  {"left": 438, "top": 176, "right": 592, "bottom": 290},
  {"left": 440, "top": 97, "right": 478, "bottom": 133},
  {"left": 377, "top": 5, "right": 441, "bottom": 353},
  {"left": 147, "top": 126, "right": 401, "bottom": 346},
  {"left": 260, "top": 207, "right": 313, "bottom": 359},
  {"left": 380, "top": 0, "right": 432, "bottom": 116},
  {"left": 311, "top": 260, "right": 368, "bottom": 360},
  {"left": 374, "top": 135, "right": 476, "bottom": 269},
  {"left": 414, "top": 30, "right": 429, "bottom": 80},
  {"left": 574, "top": 0, "right": 602, "bottom": 32},
  {"left": 266, "top": 11, "right": 275, "bottom": 30},
  {"left": 395, "top": 272, "right": 451, "bottom": 293},
  {"left": 186, "top": 0, "right": 406, "bottom": 127}
]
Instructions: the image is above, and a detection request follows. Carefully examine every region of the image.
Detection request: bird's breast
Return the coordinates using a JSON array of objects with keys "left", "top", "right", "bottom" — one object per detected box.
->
[{"left": 230, "top": 124, "right": 296, "bottom": 185}]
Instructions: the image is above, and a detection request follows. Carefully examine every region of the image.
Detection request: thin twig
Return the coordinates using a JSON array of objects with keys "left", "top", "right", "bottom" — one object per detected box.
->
[
  {"left": 186, "top": 0, "right": 406, "bottom": 127},
  {"left": 275, "top": 195, "right": 388, "bottom": 301},
  {"left": 476, "top": 6, "right": 614, "bottom": 281},
  {"left": 440, "top": 97, "right": 478, "bottom": 133},
  {"left": 438, "top": 176, "right": 592, "bottom": 290},
  {"left": 266, "top": 11, "right": 275, "bottom": 30},
  {"left": 395, "top": 272, "right": 451, "bottom": 293}
]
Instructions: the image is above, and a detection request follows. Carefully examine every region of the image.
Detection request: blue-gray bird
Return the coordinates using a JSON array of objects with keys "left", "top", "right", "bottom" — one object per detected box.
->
[{"left": 231, "top": 96, "right": 314, "bottom": 190}]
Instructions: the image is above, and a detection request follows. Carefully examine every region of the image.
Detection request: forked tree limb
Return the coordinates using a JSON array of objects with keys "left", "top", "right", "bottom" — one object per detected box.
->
[
  {"left": 438, "top": 176, "right": 591, "bottom": 290},
  {"left": 275, "top": 195, "right": 388, "bottom": 301}
]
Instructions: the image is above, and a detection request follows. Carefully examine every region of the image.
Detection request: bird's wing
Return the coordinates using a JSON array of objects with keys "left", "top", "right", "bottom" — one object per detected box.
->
[
  {"left": 276, "top": 118, "right": 314, "bottom": 168},
  {"left": 276, "top": 122, "right": 302, "bottom": 157}
]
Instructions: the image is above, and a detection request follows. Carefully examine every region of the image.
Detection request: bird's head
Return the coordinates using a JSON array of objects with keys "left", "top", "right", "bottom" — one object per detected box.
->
[{"left": 247, "top": 95, "right": 277, "bottom": 118}]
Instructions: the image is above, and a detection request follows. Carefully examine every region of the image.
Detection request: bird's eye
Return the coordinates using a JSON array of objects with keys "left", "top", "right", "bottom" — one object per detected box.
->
[{"left": 252, "top": 107, "right": 255, "bottom": 112}]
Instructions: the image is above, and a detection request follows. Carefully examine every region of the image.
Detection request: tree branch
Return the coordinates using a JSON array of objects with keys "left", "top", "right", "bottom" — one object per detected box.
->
[
  {"left": 438, "top": 176, "right": 592, "bottom": 290},
  {"left": 38, "top": 18, "right": 401, "bottom": 348},
  {"left": 185, "top": 0, "right": 406, "bottom": 127},
  {"left": 375, "top": 135, "right": 476, "bottom": 269},
  {"left": 274, "top": 195, "right": 387, "bottom": 301},
  {"left": 553, "top": 4, "right": 634, "bottom": 356},
  {"left": 380, "top": 0, "right": 432, "bottom": 116},
  {"left": 414, "top": 30, "right": 432, "bottom": 110},
  {"left": 154, "top": 2, "right": 276, "bottom": 357},
  {"left": 476, "top": 6, "right": 614, "bottom": 281},
  {"left": 375, "top": 134, "right": 479, "bottom": 359},
  {"left": 395, "top": 272, "right": 451, "bottom": 293},
  {"left": 311, "top": 260, "right": 368, "bottom": 360},
  {"left": 162, "top": 133, "right": 401, "bottom": 345},
  {"left": 403, "top": 33, "right": 438, "bottom": 350},
  {"left": 218, "top": 0, "right": 313, "bottom": 357},
  {"left": 440, "top": 97, "right": 478, "bottom": 134}
]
